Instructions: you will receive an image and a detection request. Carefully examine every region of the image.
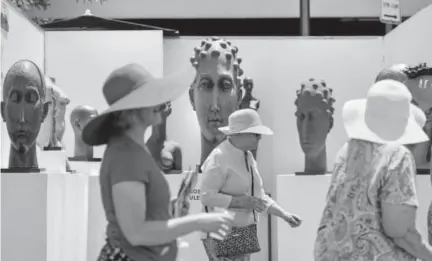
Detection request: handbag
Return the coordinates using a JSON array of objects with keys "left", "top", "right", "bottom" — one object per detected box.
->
[{"left": 203, "top": 151, "right": 261, "bottom": 257}]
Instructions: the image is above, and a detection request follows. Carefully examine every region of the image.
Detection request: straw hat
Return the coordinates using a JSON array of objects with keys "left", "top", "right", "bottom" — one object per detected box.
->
[
  {"left": 342, "top": 80, "right": 428, "bottom": 145},
  {"left": 82, "top": 63, "right": 192, "bottom": 146},
  {"left": 218, "top": 109, "right": 274, "bottom": 136}
]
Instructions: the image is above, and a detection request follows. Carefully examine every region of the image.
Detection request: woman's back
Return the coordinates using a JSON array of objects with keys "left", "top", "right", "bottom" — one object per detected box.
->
[{"left": 315, "top": 139, "right": 417, "bottom": 261}]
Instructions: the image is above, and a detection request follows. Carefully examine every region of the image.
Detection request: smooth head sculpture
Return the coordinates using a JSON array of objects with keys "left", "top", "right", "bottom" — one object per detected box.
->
[
  {"left": 375, "top": 64, "right": 409, "bottom": 83},
  {"left": 1, "top": 60, "right": 49, "bottom": 169},
  {"left": 189, "top": 37, "right": 243, "bottom": 163},
  {"left": 70, "top": 105, "right": 98, "bottom": 160},
  {"left": 402, "top": 63, "right": 432, "bottom": 167},
  {"left": 295, "top": 78, "right": 335, "bottom": 173},
  {"left": 240, "top": 77, "right": 260, "bottom": 111}
]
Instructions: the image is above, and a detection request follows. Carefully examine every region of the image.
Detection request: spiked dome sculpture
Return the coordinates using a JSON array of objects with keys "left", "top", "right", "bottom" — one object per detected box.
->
[{"left": 189, "top": 37, "right": 244, "bottom": 165}]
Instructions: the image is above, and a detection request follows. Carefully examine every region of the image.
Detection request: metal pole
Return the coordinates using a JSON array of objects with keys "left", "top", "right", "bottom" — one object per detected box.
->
[{"left": 300, "top": 0, "right": 310, "bottom": 36}]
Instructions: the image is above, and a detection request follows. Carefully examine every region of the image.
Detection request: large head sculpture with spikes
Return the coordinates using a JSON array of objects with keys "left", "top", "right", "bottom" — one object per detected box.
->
[
  {"left": 294, "top": 78, "right": 335, "bottom": 173},
  {"left": 189, "top": 37, "right": 243, "bottom": 163},
  {"left": 402, "top": 63, "right": 432, "bottom": 165}
]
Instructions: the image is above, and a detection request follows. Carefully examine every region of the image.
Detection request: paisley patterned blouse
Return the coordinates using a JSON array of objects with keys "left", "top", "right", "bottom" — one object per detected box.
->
[{"left": 315, "top": 139, "right": 419, "bottom": 261}]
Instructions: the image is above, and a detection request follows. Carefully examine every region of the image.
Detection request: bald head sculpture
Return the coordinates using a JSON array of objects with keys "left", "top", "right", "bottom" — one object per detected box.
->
[
  {"left": 1, "top": 60, "right": 49, "bottom": 170},
  {"left": 375, "top": 64, "right": 409, "bottom": 83},
  {"left": 70, "top": 105, "right": 98, "bottom": 160}
]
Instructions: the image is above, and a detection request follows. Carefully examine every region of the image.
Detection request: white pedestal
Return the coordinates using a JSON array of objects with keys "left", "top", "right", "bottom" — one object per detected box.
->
[
  {"left": 40, "top": 150, "right": 68, "bottom": 173},
  {"left": 69, "top": 161, "right": 101, "bottom": 176},
  {"left": 1, "top": 172, "right": 89, "bottom": 261}
]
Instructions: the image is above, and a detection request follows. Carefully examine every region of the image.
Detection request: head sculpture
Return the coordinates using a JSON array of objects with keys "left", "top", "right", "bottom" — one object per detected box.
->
[
  {"left": 1, "top": 60, "right": 49, "bottom": 169},
  {"left": 295, "top": 78, "right": 335, "bottom": 173},
  {"left": 240, "top": 77, "right": 260, "bottom": 111},
  {"left": 189, "top": 37, "right": 243, "bottom": 163},
  {"left": 70, "top": 105, "right": 98, "bottom": 160},
  {"left": 70, "top": 105, "right": 98, "bottom": 142},
  {"left": 402, "top": 63, "right": 432, "bottom": 166},
  {"left": 375, "top": 64, "right": 409, "bottom": 83}
]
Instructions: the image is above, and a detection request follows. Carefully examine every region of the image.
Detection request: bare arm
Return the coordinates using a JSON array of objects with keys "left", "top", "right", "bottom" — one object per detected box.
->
[
  {"left": 381, "top": 151, "right": 432, "bottom": 261},
  {"left": 113, "top": 181, "right": 201, "bottom": 246}
]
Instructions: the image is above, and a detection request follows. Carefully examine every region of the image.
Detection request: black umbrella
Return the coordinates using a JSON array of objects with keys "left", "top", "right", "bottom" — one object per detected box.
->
[{"left": 41, "top": 9, "right": 179, "bottom": 36}]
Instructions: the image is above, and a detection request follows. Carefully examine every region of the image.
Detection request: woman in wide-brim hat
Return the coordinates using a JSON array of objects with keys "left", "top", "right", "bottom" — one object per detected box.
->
[
  {"left": 84, "top": 63, "right": 235, "bottom": 261},
  {"left": 200, "top": 108, "right": 302, "bottom": 261},
  {"left": 314, "top": 79, "right": 432, "bottom": 261}
]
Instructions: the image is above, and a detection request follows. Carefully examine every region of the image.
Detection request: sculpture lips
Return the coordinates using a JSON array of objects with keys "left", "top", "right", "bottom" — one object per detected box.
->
[
  {"left": 14, "top": 130, "right": 29, "bottom": 139},
  {"left": 208, "top": 119, "right": 222, "bottom": 126}
]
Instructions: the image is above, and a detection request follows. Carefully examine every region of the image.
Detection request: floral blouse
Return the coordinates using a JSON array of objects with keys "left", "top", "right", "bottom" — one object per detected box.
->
[{"left": 315, "top": 139, "right": 419, "bottom": 261}]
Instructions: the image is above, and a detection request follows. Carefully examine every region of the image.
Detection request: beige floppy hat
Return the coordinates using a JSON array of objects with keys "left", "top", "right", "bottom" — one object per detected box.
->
[
  {"left": 82, "top": 63, "right": 193, "bottom": 146},
  {"left": 342, "top": 79, "right": 429, "bottom": 145},
  {"left": 218, "top": 109, "right": 274, "bottom": 136}
]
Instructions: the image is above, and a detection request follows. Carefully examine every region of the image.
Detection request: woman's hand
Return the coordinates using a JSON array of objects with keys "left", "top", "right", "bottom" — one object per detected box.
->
[
  {"left": 282, "top": 212, "right": 302, "bottom": 228},
  {"left": 196, "top": 212, "right": 234, "bottom": 239}
]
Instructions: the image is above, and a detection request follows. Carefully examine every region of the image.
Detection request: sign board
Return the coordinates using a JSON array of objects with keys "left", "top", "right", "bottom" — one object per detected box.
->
[{"left": 380, "top": 0, "right": 402, "bottom": 24}]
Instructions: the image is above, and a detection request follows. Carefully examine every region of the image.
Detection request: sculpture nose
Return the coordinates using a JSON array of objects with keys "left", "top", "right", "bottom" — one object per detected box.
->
[
  {"left": 210, "top": 90, "right": 220, "bottom": 112},
  {"left": 18, "top": 108, "right": 26, "bottom": 123}
]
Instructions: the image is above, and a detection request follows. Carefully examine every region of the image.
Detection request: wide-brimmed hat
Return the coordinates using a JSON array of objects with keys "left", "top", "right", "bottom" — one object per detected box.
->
[
  {"left": 342, "top": 79, "right": 429, "bottom": 145},
  {"left": 82, "top": 63, "right": 192, "bottom": 146},
  {"left": 218, "top": 109, "right": 274, "bottom": 136}
]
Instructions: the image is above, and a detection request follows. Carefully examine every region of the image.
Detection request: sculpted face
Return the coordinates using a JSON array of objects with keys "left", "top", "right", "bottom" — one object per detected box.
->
[
  {"left": 295, "top": 79, "right": 334, "bottom": 155},
  {"left": 1, "top": 61, "right": 48, "bottom": 154},
  {"left": 70, "top": 105, "right": 98, "bottom": 139},
  {"left": 189, "top": 38, "right": 242, "bottom": 143}
]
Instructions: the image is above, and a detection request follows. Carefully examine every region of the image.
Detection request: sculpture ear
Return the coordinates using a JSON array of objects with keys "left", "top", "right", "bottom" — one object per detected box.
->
[
  {"left": 0, "top": 102, "right": 5, "bottom": 122},
  {"left": 189, "top": 88, "right": 196, "bottom": 111},
  {"left": 41, "top": 101, "right": 50, "bottom": 122},
  {"left": 74, "top": 119, "right": 81, "bottom": 130}
]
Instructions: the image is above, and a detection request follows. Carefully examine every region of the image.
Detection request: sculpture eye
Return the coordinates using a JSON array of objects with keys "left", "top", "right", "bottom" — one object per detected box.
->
[
  {"left": 220, "top": 79, "right": 233, "bottom": 90},
  {"left": 25, "top": 90, "right": 39, "bottom": 104},
  {"left": 199, "top": 79, "right": 212, "bottom": 89},
  {"left": 9, "top": 90, "right": 21, "bottom": 103},
  {"left": 299, "top": 113, "right": 306, "bottom": 121}
]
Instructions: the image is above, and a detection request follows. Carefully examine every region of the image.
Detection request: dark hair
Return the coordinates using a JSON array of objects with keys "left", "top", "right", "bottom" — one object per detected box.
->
[
  {"left": 103, "top": 109, "right": 139, "bottom": 139},
  {"left": 403, "top": 63, "right": 432, "bottom": 79}
]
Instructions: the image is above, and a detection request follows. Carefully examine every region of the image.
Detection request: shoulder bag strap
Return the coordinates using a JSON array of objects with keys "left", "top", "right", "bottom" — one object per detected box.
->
[{"left": 244, "top": 151, "right": 257, "bottom": 222}]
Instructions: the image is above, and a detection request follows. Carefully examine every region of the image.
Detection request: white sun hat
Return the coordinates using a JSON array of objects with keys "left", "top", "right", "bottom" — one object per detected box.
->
[
  {"left": 342, "top": 79, "right": 429, "bottom": 145},
  {"left": 82, "top": 63, "right": 193, "bottom": 146},
  {"left": 218, "top": 109, "right": 274, "bottom": 136}
]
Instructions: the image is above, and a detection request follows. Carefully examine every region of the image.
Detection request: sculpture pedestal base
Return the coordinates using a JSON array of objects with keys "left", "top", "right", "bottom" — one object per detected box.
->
[
  {"left": 69, "top": 160, "right": 101, "bottom": 176},
  {"left": 40, "top": 149, "right": 68, "bottom": 173},
  {"left": 1, "top": 167, "right": 43, "bottom": 173}
]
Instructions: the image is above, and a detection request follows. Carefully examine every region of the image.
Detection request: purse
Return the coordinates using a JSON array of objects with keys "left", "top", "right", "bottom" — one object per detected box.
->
[{"left": 203, "top": 151, "right": 261, "bottom": 257}]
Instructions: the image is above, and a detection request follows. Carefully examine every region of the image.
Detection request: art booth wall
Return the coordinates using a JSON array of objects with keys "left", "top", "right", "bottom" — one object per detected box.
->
[
  {"left": 0, "top": 0, "right": 45, "bottom": 168},
  {"left": 383, "top": 3, "right": 432, "bottom": 66},
  {"left": 44, "top": 30, "right": 165, "bottom": 159}
]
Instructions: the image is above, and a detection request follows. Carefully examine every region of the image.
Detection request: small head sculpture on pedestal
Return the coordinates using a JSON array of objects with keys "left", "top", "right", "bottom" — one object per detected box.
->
[
  {"left": 240, "top": 77, "right": 260, "bottom": 111},
  {"left": 295, "top": 78, "right": 335, "bottom": 174},
  {"left": 70, "top": 105, "right": 98, "bottom": 161},
  {"left": 189, "top": 37, "right": 243, "bottom": 164},
  {"left": 1, "top": 60, "right": 49, "bottom": 172}
]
